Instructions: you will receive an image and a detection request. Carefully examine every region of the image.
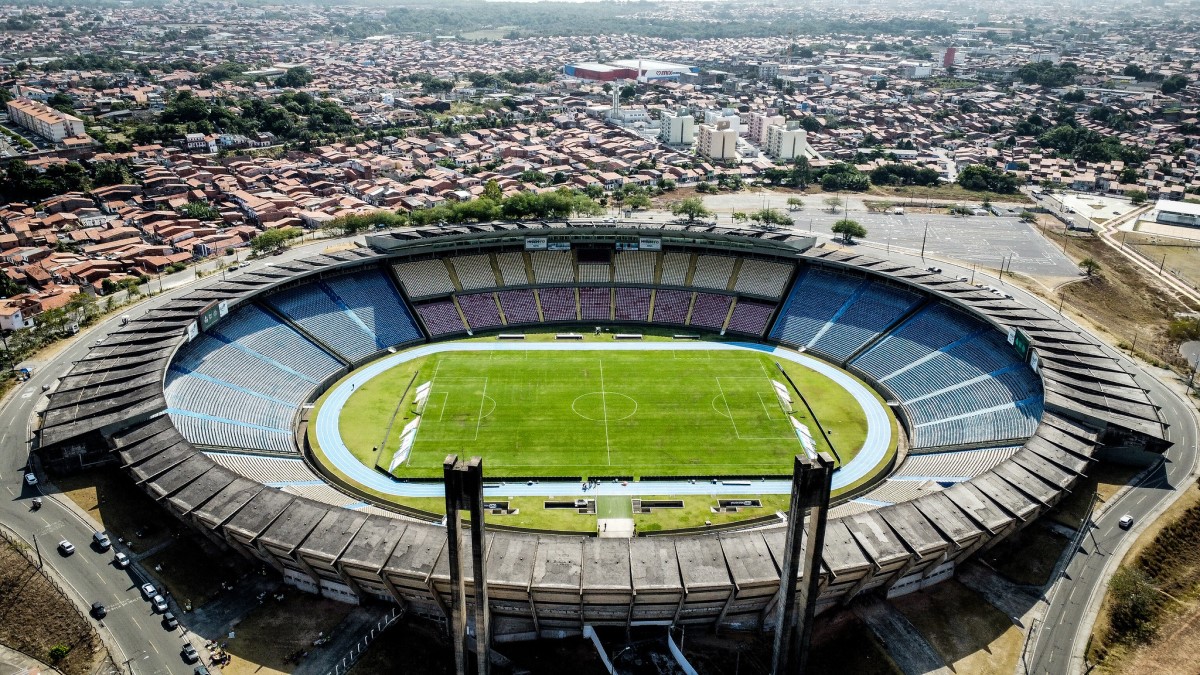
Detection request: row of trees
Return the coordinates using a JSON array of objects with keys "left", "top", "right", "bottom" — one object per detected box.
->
[{"left": 405, "top": 187, "right": 604, "bottom": 226}]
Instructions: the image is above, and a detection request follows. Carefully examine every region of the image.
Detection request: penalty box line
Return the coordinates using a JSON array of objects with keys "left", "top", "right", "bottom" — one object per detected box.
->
[{"left": 715, "top": 376, "right": 797, "bottom": 441}]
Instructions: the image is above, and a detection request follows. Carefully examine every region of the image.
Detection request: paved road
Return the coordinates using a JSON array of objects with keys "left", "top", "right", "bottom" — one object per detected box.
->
[{"left": 0, "top": 238, "right": 359, "bottom": 675}]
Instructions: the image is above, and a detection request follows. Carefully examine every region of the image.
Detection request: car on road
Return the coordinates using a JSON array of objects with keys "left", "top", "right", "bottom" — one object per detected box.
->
[
  {"left": 1119, "top": 514, "right": 1134, "bottom": 529},
  {"left": 113, "top": 551, "right": 130, "bottom": 568},
  {"left": 194, "top": 668, "right": 210, "bottom": 675},
  {"left": 57, "top": 540, "right": 75, "bottom": 556},
  {"left": 92, "top": 531, "right": 111, "bottom": 551},
  {"left": 181, "top": 643, "right": 199, "bottom": 664},
  {"left": 140, "top": 582, "right": 157, "bottom": 599},
  {"left": 152, "top": 594, "right": 168, "bottom": 612},
  {"left": 24, "top": 472, "right": 37, "bottom": 486},
  {"left": 90, "top": 602, "right": 106, "bottom": 618},
  {"left": 163, "top": 612, "right": 178, "bottom": 630}
]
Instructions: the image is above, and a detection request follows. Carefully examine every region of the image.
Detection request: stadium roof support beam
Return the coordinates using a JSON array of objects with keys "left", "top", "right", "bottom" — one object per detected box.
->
[
  {"left": 444, "top": 455, "right": 491, "bottom": 675},
  {"left": 771, "top": 453, "right": 834, "bottom": 675}
]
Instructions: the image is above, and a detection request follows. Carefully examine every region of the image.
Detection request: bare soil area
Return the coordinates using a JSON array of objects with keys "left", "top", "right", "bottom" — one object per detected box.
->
[{"left": 0, "top": 541, "right": 112, "bottom": 675}]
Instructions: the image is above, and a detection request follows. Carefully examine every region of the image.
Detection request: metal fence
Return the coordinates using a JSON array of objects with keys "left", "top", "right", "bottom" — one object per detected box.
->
[
  {"left": 0, "top": 522, "right": 117, "bottom": 675},
  {"left": 324, "top": 606, "right": 403, "bottom": 675}
]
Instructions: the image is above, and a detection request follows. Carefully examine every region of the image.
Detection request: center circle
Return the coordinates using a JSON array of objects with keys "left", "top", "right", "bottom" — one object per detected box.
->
[{"left": 571, "top": 392, "right": 638, "bottom": 422}]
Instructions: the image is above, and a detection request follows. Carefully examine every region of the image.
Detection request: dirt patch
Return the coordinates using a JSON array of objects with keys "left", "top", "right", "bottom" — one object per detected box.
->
[
  {"left": 1037, "top": 228, "right": 1199, "bottom": 367},
  {"left": 891, "top": 579, "right": 1023, "bottom": 674},
  {"left": 1124, "top": 230, "right": 1200, "bottom": 292},
  {"left": 51, "top": 467, "right": 180, "bottom": 553},
  {"left": 139, "top": 535, "right": 244, "bottom": 609},
  {"left": 349, "top": 618, "right": 451, "bottom": 675},
  {"left": 221, "top": 593, "right": 354, "bottom": 675},
  {"left": 867, "top": 184, "right": 1033, "bottom": 205},
  {"left": 0, "top": 539, "right": 112, "bottom": 675},
  {"left": 1050, "top": 462, "right": 1146, "bottom": 530},
  {"left": 983, "top": 525, "right": 1071, "bottom": 588}
]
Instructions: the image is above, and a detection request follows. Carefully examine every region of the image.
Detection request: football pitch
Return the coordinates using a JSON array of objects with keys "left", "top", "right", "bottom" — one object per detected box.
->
[{"left": 331, "top": 348, "right": 879, "bottom": 479}]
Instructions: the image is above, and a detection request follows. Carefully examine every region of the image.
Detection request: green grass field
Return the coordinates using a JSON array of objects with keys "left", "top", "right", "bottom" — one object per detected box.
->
[{"left": 329, "top": 348, "right": 877, "bottom": 479}]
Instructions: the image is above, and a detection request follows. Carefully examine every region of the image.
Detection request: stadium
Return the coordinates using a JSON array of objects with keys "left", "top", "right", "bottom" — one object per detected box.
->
[{"left": 36, "top": 220, "right": 1167, "bottom": 636}]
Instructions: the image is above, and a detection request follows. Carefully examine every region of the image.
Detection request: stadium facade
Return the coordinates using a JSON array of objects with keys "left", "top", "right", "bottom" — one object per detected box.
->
[{"left": 36, "top": 220, "right": 1167, "bottom": 636}]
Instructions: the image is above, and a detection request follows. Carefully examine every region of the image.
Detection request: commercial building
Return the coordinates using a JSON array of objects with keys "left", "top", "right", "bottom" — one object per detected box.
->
[
  {"left": 5, "top": 97, "right": 85, "bottom": 142},
  {"left": 1153, "top": 199, "right": 1200, "bottom": 228},
  {"left": 766, "top": 124, "right": 809, "bottom": 160},
  {"left": 563, "top": 63, "right": 637, "bottom": 82},
  {"left": 609, "top": 59, "right": 698, "bottom": 82},
  {"left": 746, "top": 111, "right": 785, "bottom": 146},
  {"left": 659, "top": 109, "right": 695, "bottom": 145},
  {"left": 696, "top": 121, "right": 738, "bottom": 160}
]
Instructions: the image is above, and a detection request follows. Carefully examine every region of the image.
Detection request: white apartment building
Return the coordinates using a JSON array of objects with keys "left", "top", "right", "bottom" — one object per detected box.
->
[
  {"left": 5, "top": 98, "right": 85, "bottom": 142},
  {"left": 766, "top": 124, "right": 809, "bottom": 160},
  {"left": 696, "top": 121, "right": 738, "bottom": 160},
  {"left": 659, "top": 110, "right": 695, "bottom": 145},
  {"left": 746, "top": 111, "right": 786, "bottom": 146}
]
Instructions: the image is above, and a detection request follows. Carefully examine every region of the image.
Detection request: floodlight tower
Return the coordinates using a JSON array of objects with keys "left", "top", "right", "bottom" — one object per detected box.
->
[
  {"left": 771, "top": 453, "right": 834, "bottom": 675},
  {"left": 443, "top": 455, "right": 491, "bottom": 675}
]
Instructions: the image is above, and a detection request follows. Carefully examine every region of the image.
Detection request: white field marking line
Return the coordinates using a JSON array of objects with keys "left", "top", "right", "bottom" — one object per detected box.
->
[
  {"left": 717, "top": 377, "right": 800, "bottom": 441},
  {"left": 757, "top": 392, "right": 775, "bottom": 420},
  {"left": 600, "top": 358, "right": 611, "bottom": 465},
  {"left": 435, "top": 391, "right": 449, "bottom": 422},
  {"left": 472, "top": 377, "right": 489, "bottom": 442},
  {"left": 714, "top": 377, "right": 741, "bottom": 439},
  {"left": 711, "top": 394, "right": 731, "bottom": 419}
]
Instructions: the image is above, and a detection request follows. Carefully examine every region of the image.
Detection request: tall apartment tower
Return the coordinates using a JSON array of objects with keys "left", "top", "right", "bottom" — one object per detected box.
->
[{"left": 696, "top": 120, "right": 738, "bottom": 160}]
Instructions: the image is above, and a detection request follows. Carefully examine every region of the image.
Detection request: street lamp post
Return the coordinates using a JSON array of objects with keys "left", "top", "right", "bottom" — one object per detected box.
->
[{"left": 920, "top": 221, "right": 928, "bottom": 259}]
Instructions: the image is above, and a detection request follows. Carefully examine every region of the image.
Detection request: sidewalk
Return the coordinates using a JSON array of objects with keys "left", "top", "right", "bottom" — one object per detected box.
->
[{"left": 0, "top": 643, "right": 58, "bottom": 675}]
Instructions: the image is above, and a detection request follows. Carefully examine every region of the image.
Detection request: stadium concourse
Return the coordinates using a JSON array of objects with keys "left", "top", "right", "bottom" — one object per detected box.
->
[{"left": 34, "top": 220, "right": 1167, "bottom": 636}]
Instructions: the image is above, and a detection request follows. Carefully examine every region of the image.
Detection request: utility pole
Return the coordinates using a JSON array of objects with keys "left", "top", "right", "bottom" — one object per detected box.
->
[
  {"left": 1159, "top": 254, "right": 1167, "bottom": 276},
  {"left": 920, "top": 221, "right": 928, "bottom": 259},
  {"left": 1057, "top": 293, "right": 1066, "bottom": 316},
  {"left": 32, "top": 533, "right": 42, "bottom": 569}
]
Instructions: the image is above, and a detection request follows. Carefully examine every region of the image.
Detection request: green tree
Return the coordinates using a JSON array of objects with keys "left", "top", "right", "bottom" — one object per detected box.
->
[
  {"left": 179, "top": 201, "right": 221, "bottom": 220},
  {"left": 1079, "top": 257, "right": 1101, "bottom": 277},
  {"left": 786, "top": 197, "right": 805, "bottom": 211},
  {"left": 483, "top": 179, "right": 503, "bottom": 202},
  {"left": 250, "top": 227, "right": 302, "bottom": 253},
  {"left": 275, "top": 66, "right": 314, "bottom": 89},
  {"left": 1128, "top": 189, "right": 1148, "bottom": 205},
  {"left": 831, "top": 218, "right": 866, "bottom": 244},
  {"left": 1162, "top": 74, "right": 1189, "bottom": 95},
  {"left": 670, "top": 197, "right": 711, "bottom": 223},
  {"left": 824, "top": 196, "right": 843, "bottom": 213},
  {"left": 624, "top": 193, "right": 652, "bottom": 211}
]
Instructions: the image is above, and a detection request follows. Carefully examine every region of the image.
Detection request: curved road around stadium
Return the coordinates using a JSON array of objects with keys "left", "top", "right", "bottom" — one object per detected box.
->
[{"left": 311, "top": 341, "right": 895, "bottom": 497}]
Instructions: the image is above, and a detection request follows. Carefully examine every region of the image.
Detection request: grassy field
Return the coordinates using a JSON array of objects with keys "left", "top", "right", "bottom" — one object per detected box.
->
[{"left": 330, "top": 348, "right": 873, "bottom": 479}]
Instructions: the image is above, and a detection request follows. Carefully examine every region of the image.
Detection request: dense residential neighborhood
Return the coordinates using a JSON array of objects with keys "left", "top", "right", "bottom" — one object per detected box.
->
[{"left": 0, "top": 0, "right": 1197, "bottom": 335}]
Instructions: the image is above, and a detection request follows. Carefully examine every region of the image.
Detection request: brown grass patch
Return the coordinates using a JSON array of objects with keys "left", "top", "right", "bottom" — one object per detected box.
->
[{"left": 0, "top": 541, "right": 111, "bottom": 675}]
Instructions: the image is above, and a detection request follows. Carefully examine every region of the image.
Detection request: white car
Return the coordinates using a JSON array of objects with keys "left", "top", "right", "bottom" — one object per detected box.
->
[
  {"left": 58, "top": 540, "right": 75, "bottom": 555},
  {"left": 24, "top": 472, "right": 37, "bottom": 486},
  {"left": 140, "top": 582, "right": 158, "bottom": 599},
  {"left": 151, "top": 594, "right": 168, "bottom": 613},
  {"left": 113, "top": 552, "right": 130, "bottom": 568},
  {"left": 1119, "top": 514, "right": 1134, "bottom": 529}
]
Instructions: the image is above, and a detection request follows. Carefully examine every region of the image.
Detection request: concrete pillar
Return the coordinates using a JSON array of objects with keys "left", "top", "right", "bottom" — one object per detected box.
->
[
  {"left": 771, "top": 453, "right": 834, "bottom": 675},
  {"left": 443, "top": 455, "right": 491, "bottom": 675}
]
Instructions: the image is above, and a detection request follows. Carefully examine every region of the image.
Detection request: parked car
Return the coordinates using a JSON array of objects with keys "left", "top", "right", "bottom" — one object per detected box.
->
[
  {"left": 113, "top": 551, "right": 130, "bottom": 568},
  {"left": 163, "top": 612, "right": 179, "bottom": 630},
  {"left": 90, "top": 602, "right": 106, "bottom": 618},
  {"left": 1119, "top": 514, "right": 1134, "bottom": 529},
  {"left": 92, "top": 531, "right": 111, "bottom": 551},
  {"left": 58, "top": 540, "right": 75, "bottom": 556},
  {"left": 181, "top": 643, "right": 199, "bottom": 664},
  {"left": 24, "top": 472, "right": 37, "bottom": 486},
  {"left": 194, "top": 668, "right": 210, "bottom": 675},
  {"left": 152, "top": 594, "right": 168, "bottom": 613},
  {"left": 140, "top": 582, "right": 157, "bottom": 599}
]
